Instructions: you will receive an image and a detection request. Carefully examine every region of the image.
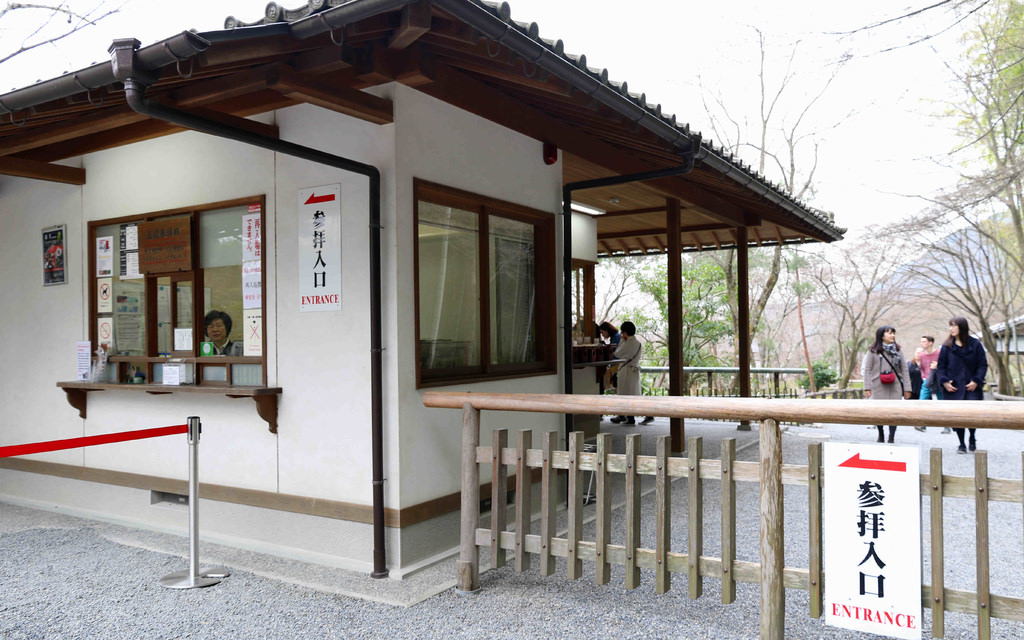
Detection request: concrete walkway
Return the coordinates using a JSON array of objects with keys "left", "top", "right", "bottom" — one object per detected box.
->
[{"left": 2, "top": 417, "right": 1022, "bottom": 639}]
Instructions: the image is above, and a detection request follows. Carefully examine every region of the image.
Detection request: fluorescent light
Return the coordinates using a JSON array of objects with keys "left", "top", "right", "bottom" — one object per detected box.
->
[{"left": 570, "top": 201, "right": 605, "bottom": 215}]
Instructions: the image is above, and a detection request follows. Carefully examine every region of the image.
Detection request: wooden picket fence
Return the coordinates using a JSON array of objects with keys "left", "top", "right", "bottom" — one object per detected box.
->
[{"left": 422, "top": 392, "right": 1024, "bottom": 640}]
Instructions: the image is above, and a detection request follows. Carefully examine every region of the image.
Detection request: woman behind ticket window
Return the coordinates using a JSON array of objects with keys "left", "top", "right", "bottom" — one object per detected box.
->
[
  {"left": 204, "top": 310, "right": 243, "bottom": 356},
  {"left": 862, "top": 326, "right": 912, "bottom": 443}
]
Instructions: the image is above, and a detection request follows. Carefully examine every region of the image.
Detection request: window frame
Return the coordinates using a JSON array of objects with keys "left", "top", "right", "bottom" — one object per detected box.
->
[
  {"left": 413, "top": 179, "right": 556, "bottom": 388},
  {"left": 87, "top": 195, "right": 267, "bottom": 387}
]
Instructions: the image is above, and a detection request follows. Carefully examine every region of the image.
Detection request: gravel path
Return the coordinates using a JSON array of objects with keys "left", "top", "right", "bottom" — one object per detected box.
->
[{"left": 2, "top": 418, "right": 1023, "bottom": 639}]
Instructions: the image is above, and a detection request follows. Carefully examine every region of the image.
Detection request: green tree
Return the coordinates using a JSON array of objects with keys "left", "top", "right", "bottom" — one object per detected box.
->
[
  {"left": 623, "top": 256, "right": 733, "bottom": 393},
  {"left": 800, "top": 361, "right": 838, "bottom": 390}
]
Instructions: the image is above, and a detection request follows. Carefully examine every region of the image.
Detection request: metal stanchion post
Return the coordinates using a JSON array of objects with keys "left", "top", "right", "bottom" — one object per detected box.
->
[{"left": 160, "top": 416, "right": 230, "bottom": 589}]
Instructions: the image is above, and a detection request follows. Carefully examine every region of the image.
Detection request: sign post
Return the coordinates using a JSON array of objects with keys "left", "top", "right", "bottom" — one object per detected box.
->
[{"left": 824, "top": 442, "right": 922, "bottom": 639}]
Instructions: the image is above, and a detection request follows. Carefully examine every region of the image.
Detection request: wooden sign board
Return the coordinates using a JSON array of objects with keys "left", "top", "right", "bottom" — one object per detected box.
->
[{"left": 139, "top": 217, "right": 192, "bottom": 273}]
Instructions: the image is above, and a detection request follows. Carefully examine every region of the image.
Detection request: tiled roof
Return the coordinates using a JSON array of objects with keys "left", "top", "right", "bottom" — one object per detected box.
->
[{"left": 222, "top": 0, "right": 842, "bottom": 237}]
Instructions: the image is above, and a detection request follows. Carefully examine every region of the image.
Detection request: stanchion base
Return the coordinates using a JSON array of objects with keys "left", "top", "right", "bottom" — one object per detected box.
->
[
  {"left": 159, "top": 568, "right": 224, "bottom": 589},
  {"left": 198, "top": 565, "right": 231, "bottom": 579}
]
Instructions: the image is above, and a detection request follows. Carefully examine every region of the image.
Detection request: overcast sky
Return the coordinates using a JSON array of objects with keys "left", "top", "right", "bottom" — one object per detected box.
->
[{"left": 0, "top": 0, "right": 973, "bottom": 233}]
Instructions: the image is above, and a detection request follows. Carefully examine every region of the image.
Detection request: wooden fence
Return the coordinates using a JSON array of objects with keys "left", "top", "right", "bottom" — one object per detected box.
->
[{"left": 422, "top": 392, "right": 1024, "bottom": 640}]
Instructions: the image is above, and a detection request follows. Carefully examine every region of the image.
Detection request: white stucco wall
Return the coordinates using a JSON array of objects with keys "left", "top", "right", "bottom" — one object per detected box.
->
[
  {"left": 392, "top": 85, "right": 564, "bottom": 507},
  {"left": 0, "top": 82, "right": 569, "bottom": 569},
  {"left": 0, "top": 177, "right": 84, "bottom": 466}
]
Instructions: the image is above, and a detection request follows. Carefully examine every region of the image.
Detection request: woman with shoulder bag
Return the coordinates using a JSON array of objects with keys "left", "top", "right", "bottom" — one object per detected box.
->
[
  {"left": 936, "top": 316, "right": 988, "bottom": 453},
  {"left": 861, "top": 326, "right": 912, "bottom": 443}
]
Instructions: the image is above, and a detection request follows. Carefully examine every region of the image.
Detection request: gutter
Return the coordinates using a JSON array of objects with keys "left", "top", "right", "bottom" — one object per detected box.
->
[{"left": 108, "top": 38, "right": 390, "bottom": 579}]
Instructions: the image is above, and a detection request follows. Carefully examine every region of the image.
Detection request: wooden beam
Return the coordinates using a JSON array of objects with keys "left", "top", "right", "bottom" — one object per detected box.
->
[
  {"left": 168, "top": 65, "right": 280, "bottom": 108},
  {"left": 0, "top": 106, "right": 147, "bottom": 157},
  {"left": 602, "top": 206, "right": 666, "bottom": 216},
  {"left": 418, "top": 62, "right": 758, "bottom": 229},
  {"left": 20, "top": 119, "right": 181, "bottom": 162},
  {"left": 269, "top": 66, "right": 393, "bottom": 124},
  {"left": 389, "top": 0, "right": 432, "bottom": 50},
  {"left": 0, "top": 156, "right": 84, "bottom": 185},
  {"left": 185, "top": 106, "right": 280, "bottom": 139}
]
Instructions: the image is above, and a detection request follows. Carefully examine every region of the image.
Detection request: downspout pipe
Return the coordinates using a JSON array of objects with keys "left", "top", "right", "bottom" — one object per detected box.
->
[
  {"left": 560, "top": 158, "right": 695, "bottom": 441},
  {"left": 109, "top": 38, "right": 389, "bottom": 578}
]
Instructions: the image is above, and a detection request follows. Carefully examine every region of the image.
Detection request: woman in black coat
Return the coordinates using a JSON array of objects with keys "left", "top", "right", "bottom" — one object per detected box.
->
[{"left": 936, "top": 316, "right": 988, "bottom": 453}]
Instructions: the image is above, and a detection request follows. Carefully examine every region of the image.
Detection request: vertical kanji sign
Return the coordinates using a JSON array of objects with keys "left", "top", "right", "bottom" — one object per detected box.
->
[
  {"left": 824, "top": 443, "right": 922, "bottom": 639},
  {"left": 298, "top": 184, "right": 341, "bottom": 312}
]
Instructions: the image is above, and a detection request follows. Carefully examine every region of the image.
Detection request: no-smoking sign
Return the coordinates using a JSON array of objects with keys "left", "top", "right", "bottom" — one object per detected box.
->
[
  {"left": 97, "top": 317, "right": 113, "bottom": 350},
  {"left": 97, "top": 277, "right": 113, "bottom": 313}
]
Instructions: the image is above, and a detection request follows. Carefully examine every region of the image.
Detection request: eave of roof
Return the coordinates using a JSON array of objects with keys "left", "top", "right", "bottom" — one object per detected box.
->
[{"left": 0, "top": 0, "right": 844, "bottom": 243}]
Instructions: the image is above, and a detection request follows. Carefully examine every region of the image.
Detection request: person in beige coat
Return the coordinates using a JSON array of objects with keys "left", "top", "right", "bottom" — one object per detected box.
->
[{"left": 862, "top": 325, "right": 912, "bottom": 443}]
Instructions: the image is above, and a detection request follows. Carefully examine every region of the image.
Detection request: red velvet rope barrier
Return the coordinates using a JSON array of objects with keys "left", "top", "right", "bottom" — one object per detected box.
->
[{"left": 0, "top": 424, "right": 188, "bottom": 458}]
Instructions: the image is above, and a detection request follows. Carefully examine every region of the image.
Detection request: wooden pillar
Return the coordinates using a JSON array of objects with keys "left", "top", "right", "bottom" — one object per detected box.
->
[
  {"left": 584, "top": 263, "right": 596, "bottom": 338},
  {"left": 759, "top": 418, "right": 784, "bottom": 639},
  {"left": 736, "top": 227, "right": 751, "bottom": 430},
  {"left": 667, "top": 198, "right": 684, "bottom": 452},
  {"left": 457, "top": 403, "right": 480, "bottom": 592}
]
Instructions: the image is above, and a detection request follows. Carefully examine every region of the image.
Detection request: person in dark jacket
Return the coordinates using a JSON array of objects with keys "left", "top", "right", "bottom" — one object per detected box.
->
[
  {"left": 908, "top": 347, "right": 924, "bottom": 399},
  {"left": 936, "top": 316, "right": 988, "bottom": 453}
]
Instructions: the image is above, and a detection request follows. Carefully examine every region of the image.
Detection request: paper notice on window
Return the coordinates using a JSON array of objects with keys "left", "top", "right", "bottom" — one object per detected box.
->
[
  {"left": 244, "top": 309, "right": 262, "bottom": 356},
  {"left": 242, "top": 260, "right": 262, "bottom": 309},
  {"left": 76, "top": 341, "right": 92, "bottom": 381},
  {"left": 97, "top": 317, "right": 114, "bottom": 351},
  {"left": 114, "top": 313, "right": 144, "bottom": 354},
  {"left": 242, "top": 212, "right": 261, "bottom": 262},
  {"left": 119, "top": 224, "right": 142, "bottom": 279},
  {"left": 174, "top": 328, "right": 193, "bottom": 351},
  {"left": 96, "top": 236, "right": 114, "bottom": 277},
  {"left": 163, "top": 364, "right": 181, "bottom": 386},
  {"left": 97, "top": 278, "right": 113, "bottom": 313}
]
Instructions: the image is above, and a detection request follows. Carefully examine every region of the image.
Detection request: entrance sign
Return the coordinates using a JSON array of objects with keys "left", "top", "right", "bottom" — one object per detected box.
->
[
  {"left": 824, "top": 442, "right": 922, "bottom": 639},
  {"left": 298, "top": 184, "right": 341, "bottom": 312}
]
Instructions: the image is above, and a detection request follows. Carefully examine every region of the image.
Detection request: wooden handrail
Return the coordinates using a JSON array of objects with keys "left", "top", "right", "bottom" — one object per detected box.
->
[{"left": 422, "top": 392, "right": 1024, "bottom": 430}]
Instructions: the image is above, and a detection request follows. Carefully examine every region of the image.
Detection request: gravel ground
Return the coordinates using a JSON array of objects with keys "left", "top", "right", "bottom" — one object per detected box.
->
[{"left": 2, "top": 418, "right": 1023, "bottom": 639}]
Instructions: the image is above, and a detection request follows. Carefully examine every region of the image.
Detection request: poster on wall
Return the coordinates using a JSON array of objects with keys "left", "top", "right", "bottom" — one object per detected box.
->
[
  {"left": 298, "top": 184, "right": 342, "bottom": 312},
  {"left": 42, "top": 225, "right": 67, "bottom": 286}
]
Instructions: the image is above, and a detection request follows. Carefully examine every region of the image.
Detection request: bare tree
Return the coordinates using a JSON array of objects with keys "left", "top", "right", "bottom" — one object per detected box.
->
[
  {"left": 0, "top": 1, "right": 123, "bottom": 67},
  {"left": 700, "top": 28, "right": 849, "bottom": 371},
  {"left": 807, "top": 234, "right": 913, "bottom": 388},
  {"left": 895, "top": 208, "right": 1023, "bottom": 393}
]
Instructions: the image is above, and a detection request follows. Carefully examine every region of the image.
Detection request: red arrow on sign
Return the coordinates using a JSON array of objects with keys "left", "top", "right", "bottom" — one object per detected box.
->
[
  {"left": 838, "top": 453, "right": 907, "bottom": 473},
  {"left": 304, "top": 193, "right": 336, "bottom": 205}
]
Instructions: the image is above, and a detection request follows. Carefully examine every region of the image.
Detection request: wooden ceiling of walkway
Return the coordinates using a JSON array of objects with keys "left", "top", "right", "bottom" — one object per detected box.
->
[{"left": 0, "top": 0, "right": 842, "bottom": 254}]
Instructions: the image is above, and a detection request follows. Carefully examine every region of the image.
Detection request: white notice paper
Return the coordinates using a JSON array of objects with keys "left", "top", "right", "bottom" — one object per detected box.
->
[
  {"left": 163, "top": 364, "right": 181, "bottom": 386},
  {"left": 76, "top": 341, "right": 91, "bottom": 380},
  {"left": 242, "top": 260, "right": 262, "bottom": 309},
  {"left": 243, "top": 309, "right": 263, "bottom": 356},
  {"left": 174, "top": 328, "right": 193, "bottom": 351}
]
